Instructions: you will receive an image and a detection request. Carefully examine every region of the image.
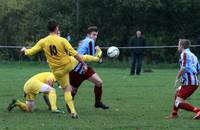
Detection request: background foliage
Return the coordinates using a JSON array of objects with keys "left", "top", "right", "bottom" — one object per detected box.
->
[{"left": 1, "top": 0, "right": 200, "bottom": 63}]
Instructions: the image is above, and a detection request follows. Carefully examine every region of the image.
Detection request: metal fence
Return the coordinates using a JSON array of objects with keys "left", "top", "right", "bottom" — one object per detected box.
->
[{"left": 0, "top": 45, "right": 200, "bottom": 63}]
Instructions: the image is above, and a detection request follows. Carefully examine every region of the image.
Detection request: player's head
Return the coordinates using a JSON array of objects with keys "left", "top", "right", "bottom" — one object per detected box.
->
[
  {"left": 136, "top": 30, "right": 142, "bottom": 38},
  {"left": 47, "top": 20, "right": 59, "bottom": 33},
  {"left": 178, "top": 39, "right": 191, "bottom": 52},
  {"left": 87, "top": 26, "right": 98, "bottom": 41}
]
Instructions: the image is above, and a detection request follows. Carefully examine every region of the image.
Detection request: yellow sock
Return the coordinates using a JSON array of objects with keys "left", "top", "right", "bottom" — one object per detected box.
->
[
  {"left": 64, "top": 92, "right": 76, "bottom": 113},
  {"left": 48, "top": 90, "right": 57, "bottom": 111},
  {"left": 15, "top": 100, "right": 29, "bottom": 112},
  {"left": 82, "top": 55, "right": 99, "bottom": 62}
]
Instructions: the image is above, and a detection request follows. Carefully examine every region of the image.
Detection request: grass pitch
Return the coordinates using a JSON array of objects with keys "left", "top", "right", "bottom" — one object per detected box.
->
[{"left": 0, "top": 62, "right": 200, "bottom": 130}]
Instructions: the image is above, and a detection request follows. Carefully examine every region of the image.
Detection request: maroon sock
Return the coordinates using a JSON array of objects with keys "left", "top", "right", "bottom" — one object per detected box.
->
[
  {"left": 172, "top": 105, "right": 178, "bottom": 116},
  {"left": 171, "top": 95, "right": 178, "bottom": 115},
  {"left": 179, "top": 102, "right": 198, "bottom": 113},
  {"left": 94, "top": 86, "right": 102, "bottom": 104}
]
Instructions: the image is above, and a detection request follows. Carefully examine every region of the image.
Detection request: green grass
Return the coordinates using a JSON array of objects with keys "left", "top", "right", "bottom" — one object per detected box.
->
[{"left": 0, "top": 62, "right": 200, "bottom": 130}]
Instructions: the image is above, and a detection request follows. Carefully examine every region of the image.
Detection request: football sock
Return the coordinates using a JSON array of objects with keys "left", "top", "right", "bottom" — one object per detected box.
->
[
  {"left": 94, "top": 86, "right": 102, "bottom": 104},
  {"left": 43, "top": 94, "right": 51, "bottom": 110},
  {"left": 15, "top": 100, "right": 29, "bottom": 112},
  {"left": 48, "top": 90, "right": 57, "bottom": 111},
  {"left": 64, "top": 92, "right": 76, "bottom": 113},
  {"left": 172, "top": 105, "right": 178, "bottom": 116},
  {"left": 179, "top": 102, "right": 199, "bottom": 113},
  {"left": 82, "top": 55, "right": 99, "bottom": 62},
  {"left": 172, "top": 95, "right": 178, "bottom": 115}
]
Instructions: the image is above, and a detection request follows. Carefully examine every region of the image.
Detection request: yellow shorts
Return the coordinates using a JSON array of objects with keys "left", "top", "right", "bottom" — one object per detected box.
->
[
  {"left": 51, "top": 57, "right": 78, "bottom": 88},
  {"left": 23, "top": 79, "right": 44, "bottom": 100}
]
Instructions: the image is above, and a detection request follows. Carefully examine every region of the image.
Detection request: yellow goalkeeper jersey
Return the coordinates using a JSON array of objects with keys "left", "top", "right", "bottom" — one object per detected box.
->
[
  {"left": 25, "top": 34, "right": 78, "bottom": 68},
  {"left": 30, "top": 72, "right": 56, "bottom": 83}
]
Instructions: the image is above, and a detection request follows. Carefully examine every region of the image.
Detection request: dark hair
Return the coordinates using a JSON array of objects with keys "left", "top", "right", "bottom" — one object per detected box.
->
[
  {"left": 47, "top": 20, "right": 59, "bottom": 32},
  {"left": 87, "top": 26, "right": 98, "bottom": 34}
]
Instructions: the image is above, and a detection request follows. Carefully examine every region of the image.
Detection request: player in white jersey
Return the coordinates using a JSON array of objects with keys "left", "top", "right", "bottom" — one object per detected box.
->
[{"left": 166, "top": 39, "right": 200, "bottom": 119}]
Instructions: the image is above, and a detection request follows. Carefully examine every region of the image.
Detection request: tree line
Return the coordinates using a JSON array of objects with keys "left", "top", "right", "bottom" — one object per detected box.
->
[{"left": 1, "top": 0, "right": 200, "bottom": 63}]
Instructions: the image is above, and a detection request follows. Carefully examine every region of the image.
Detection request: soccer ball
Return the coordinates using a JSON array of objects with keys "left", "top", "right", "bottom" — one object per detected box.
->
[{"left": 107, "top": 46, "right": 120, "bottom": 58}]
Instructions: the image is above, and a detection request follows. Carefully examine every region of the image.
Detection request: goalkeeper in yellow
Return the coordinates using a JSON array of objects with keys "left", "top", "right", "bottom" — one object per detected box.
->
[
  {"left": 7, "top": 72, "right": 63, "bottom": 113},
  {"left": 19, "top": 20, "right": 101, "bottom": 118}
]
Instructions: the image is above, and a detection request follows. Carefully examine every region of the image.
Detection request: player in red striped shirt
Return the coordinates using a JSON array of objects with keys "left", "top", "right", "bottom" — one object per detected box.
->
[{"left": 166, "top": 39, "right": 200, "bottom": 119}]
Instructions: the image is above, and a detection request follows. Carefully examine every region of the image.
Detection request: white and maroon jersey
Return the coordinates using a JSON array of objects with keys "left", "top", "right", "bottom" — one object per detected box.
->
[{"left": 179, "top": 48, "right": 199, "bottom": 86}]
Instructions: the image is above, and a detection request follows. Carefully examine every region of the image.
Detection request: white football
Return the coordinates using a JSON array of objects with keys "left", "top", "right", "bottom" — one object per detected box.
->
[{"left": 107, "top": 46, "right": 120, "bottom": 58}]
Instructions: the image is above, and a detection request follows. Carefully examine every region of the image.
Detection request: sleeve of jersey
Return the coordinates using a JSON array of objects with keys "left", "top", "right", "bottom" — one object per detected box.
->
[
  {"left": 88, "top": 40, "right": 95, "bottom": 56},
  {"left": 181, "top": 53, "right": 187, "bottom": 69},
  {"left": 197, "top": 63, "right": 200, "bottom": 73},
  {"left": 25, "top": 40, "right": 42, "bottom": 56},
  {"left": 64, "top": 40, "right": 78, "bottom": 56}
]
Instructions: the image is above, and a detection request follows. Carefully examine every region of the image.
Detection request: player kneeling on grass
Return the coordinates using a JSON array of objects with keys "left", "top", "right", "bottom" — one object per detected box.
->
[
  {"left": 166, "top": 39, "right": 200, "bottom": 119},
  {"left": 7, "top": 72, "right": 63, "bottom": 113},
  {"left": 20, "top": 20, "right": 102, "bottom": 119}
]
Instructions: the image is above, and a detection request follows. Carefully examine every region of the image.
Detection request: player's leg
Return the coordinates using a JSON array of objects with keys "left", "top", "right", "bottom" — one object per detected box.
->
[
  {"left": 7, "top": 99, "right": 33, "bottom": 112},
  {"left": 167, "top": 85, "right": 199, "bottom": 119},
  {"left": 65, "top": 70, "right": 85, "bottom": 113},
  {"left": 20, "top": 89, "right": 36, "bottom": 112},
  {"left": 43, "top": 93, "right": 51, "bottom": 110},
  {"left": 53, "top": 61, "right": 79, "bottom": 118},
  {"left": 87, "top": 69, "right": 109, "bottom": 109},
  {"left": 7, "top": 80, "right": 36, "bottom": 112},
  {"left": 176, "top": 86, "right": 199, "bottom": 113},
  {"left": 172, "top": 91, "right": 179, "bottom": 117},
  {"left": 136, "top": 54, "right": 143, "bottom": 75},
  {"left": 8, "top": 93, "right": 35, "bottom": 112},
  {"left": 130, "top": 53, "right": 136, "bottom": 75},
  {"left": 63, "top": 85, "right": 78, "bottom": 118},
  {"left": 176, "top": 97, "right": 199, "bottom": 113},
  {"left": 165, "top": 89, "right": 179, "bottom": 119},
  {"left": 57, "top": 72, "right": 78, "bottom": 118},
  {"left": 39, "top": 83, "right": 60, "bottom": 112},
  {"left": 69, "top": 70, "right": 85, "bottom": 99}
]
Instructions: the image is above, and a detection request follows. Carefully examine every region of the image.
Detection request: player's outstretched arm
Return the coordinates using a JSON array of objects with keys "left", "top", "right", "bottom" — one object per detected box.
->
[
  {"left": 95, "top": 46, "right": 102, "bottom": 58},
  {"left": 82, "top": 55, "right": 99, "bottom": 62},
  {"left": 21, "top": 40, "right": 42, "bottom": 56},
  {"left": 81, "top": 46, "right": 103, "bottom": 63}
]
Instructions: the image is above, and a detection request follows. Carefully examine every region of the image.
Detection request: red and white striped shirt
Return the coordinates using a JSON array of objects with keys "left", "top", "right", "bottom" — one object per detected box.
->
[{"left": 179, "top": 48, "right": 199, "bottom": 86}]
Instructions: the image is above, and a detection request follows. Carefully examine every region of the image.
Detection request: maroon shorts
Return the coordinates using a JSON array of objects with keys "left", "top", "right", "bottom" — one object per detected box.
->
[
  {"left": 69, "top": 66, "right": 96, "bottom": 88},
  {"left": 176, "top": 85, "right": 198, "bottom": 99}
]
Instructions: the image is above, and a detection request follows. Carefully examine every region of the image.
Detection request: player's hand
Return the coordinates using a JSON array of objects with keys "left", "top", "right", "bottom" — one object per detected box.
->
[
  {"left": 95, "top": 46, "right": 102, "bottom": 58},
  {"left": 98, "top": 57, "right": 103, "bottom": 64},
  {"left": 21, "top": 47, "right": 27, "bottom": 52},
  {"left": 82, "top": 65, "right": 88, "bottom": 73},
  {"left": 174, "top": 78, "right": 179, "bottom": 88},
  {"left": 95, "top": 46, "right": 100, "bottom": 50}
]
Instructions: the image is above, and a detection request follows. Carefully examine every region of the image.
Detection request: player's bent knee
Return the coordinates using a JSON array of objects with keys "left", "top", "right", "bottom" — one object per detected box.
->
[
  {"left": 40, "top": 84, "right": 53, "bottom": 93},
  {"left": 95, "top": 80, "right": 103, "bottom": 87},
  {"left": 63, "top": 86, "right": 72, "bottom": 92},
  {"left": 175, "top": 98, "right": 183, "bottom": 107}
]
